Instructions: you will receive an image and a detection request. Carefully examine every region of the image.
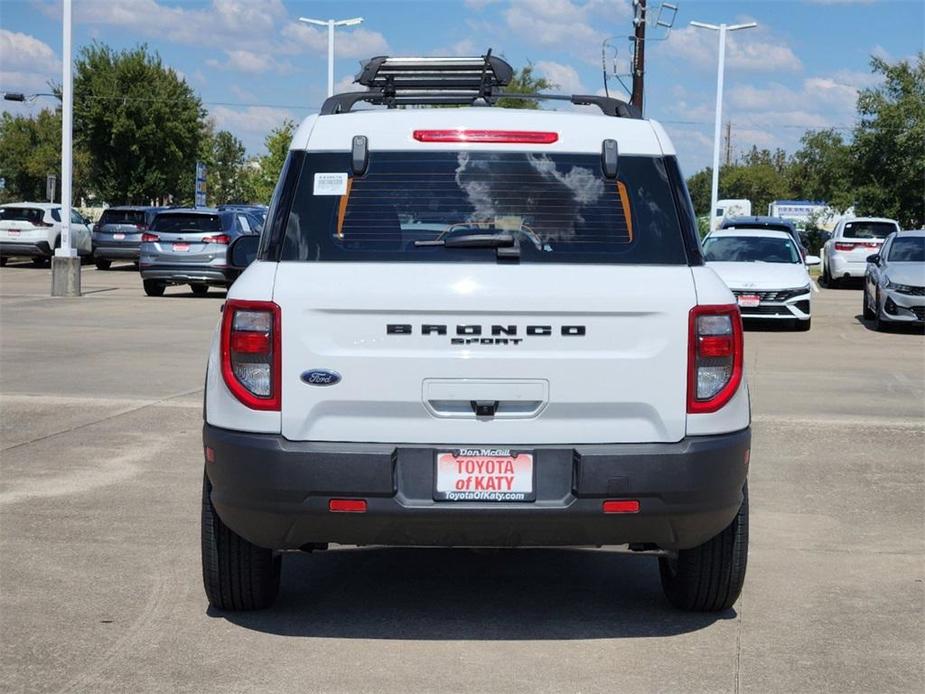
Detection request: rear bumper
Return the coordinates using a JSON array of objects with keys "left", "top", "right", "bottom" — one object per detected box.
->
[
  {"left": 829, "top": 255, "right": 867, "bottom": 278},
  {"left": 140, "top": 264, "right": 230, "bottom": 285},
  {"left": 0, "top": 241, "right": 51, "bottom": 257},
  {"left": 203, "top": 424, "right": 751, "bottom": 551},
  {"left": 94, "top": 244, "right": 140, "bottom": 260}
]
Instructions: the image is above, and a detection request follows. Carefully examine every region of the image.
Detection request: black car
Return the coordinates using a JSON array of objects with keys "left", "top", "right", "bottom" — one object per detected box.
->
[
  {"left": 92, "top": 206, "right": 165, "bottom": 270},
  {"left": 721, "top": 216, "right": 807, "bottom": 257}
]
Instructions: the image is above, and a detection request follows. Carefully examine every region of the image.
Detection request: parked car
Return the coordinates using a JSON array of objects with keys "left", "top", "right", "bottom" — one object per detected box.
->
[
  {"left": 200, "top": 54, "right": 752, "bottom": 614},
  {"left": 720, "top": 216, "right": 807, "bottom": 257},
  {"left": 218, "top": 204, "right": 267, "bottom": 229},
  {"left": 863, "top": 229, "right": 925, "bottom": 330},
  {"left": 138, "top": 207, "right": 258, "bottom": 296},
  {"left": 703, "top": 228, "right": 820, "bottom": 331},
  {"left": 0, "top": 202, "right": 92, "bottom": 266},
  {"left": 822, "top": 217, "right": 900, "bottom": 287},
  {"left": 91, "top": 206, "right": 164, "bottom": 270}
]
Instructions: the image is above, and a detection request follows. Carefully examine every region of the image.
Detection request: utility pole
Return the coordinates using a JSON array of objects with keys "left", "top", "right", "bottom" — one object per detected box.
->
[
  {"left": 724, "top": 121, "right": 732, "bottom": 166},
  {"left": 630, "top": 0, "right": 647, "bottom": 113}
]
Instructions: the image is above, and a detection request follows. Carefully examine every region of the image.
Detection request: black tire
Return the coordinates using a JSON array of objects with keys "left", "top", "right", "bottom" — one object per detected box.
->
[
  {"left": 143, "top": 279, "right": 166, "bottom": 297},
  {"left": 32, "top": 256, "right": 49, "bottom": 267},
  {"left": 0, "top": 257, "right": 7, "bottom": 267},
  {"left": 95, "top": 259, "right": 112, "bottom": 271},
  {"left": 862, "top": 288, "right": 875, "bottom": 320},
  {"left": 821, "top": 264, "right": 831, "bottom": 287},
  {"left": 659, "top": 484, "right": 748, "bottom": 612},
  {"left": 794, "top": 317, "right": 811, "bottom": 332},
  {"left": 873, "top": 291, "right": 887, "bottom": 331},
  {"left": 201, "top": 472, "right": 280, "bottom": 611},
  {"left": 190, "top": 283, "right": 209, "bottom": 297}
]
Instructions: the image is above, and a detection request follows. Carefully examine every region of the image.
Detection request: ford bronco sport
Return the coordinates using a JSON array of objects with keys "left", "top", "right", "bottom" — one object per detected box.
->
[{"left": 201, "top": 55, "right": 751, "bottom": 613}]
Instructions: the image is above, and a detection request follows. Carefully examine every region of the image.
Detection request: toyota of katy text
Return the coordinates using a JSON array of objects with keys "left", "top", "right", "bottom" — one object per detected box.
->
[{"left": 201, "top": 55, "right": 752, "bottom": 614}]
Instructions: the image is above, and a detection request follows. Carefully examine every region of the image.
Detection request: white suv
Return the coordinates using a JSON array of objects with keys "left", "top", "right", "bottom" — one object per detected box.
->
[
  {"left": 200, "top": 55, "right": 751, "bottom": 613},
  {"left": 822, "top": 217, "right": 900, "bottom": 287},
  {"left": 0, "top": 202, "right": 92, "bottom": 266}
]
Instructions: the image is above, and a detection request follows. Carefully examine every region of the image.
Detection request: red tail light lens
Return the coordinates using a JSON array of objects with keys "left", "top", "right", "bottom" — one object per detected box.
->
[
  {"left": 201, "top": 233, "right": 231, "bottom": 245},
  {"left": 688, "top": 305, "right": 744, "bottom": 414},
  {"left": 834, "top": 242, "right": 855, "bottom": 252},
  {"left": 220, "top": 299, "right": 281, "bottom": 411},
  {"left": 413, "top": 129, "right": 559, "bottom": 144},
  {"left": 141, "top": 232, "right": 159, "bottom": 242}
]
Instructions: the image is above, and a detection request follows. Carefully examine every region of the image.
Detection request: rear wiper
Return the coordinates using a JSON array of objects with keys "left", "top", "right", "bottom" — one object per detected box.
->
[{"left": 414, "top": 233, "right": 515, "bottom": 248}]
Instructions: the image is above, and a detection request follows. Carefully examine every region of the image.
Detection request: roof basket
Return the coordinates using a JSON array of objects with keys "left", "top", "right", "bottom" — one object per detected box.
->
[{"left": 320, "top": 49, "right": 640, "bottom": 119}]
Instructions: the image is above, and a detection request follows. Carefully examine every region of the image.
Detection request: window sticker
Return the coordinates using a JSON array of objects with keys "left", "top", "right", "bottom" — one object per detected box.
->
[{"left": 313, "top": 172, "right": 349, "bottom": 196}]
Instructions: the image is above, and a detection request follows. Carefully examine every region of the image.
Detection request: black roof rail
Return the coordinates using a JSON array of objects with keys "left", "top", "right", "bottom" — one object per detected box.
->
[{"left": 320, "top": 50, "right": 640, "bottom": 119}]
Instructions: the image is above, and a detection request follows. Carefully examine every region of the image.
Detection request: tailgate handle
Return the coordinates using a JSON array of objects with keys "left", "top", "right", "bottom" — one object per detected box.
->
[{"left": 470, "top": 400, "right": 499, "bottom": 417}]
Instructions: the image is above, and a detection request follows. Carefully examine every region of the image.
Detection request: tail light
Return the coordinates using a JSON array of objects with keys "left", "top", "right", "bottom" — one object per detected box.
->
[
  {"left": 141, "top": 232, "right": 159, "bottom": 242},
  {"left": 220, "top": 299, "right": 281, "bottom": 410},
  {"left": 834, "top": 242, "right": 855, "bottom": 252},
  {"left": 413, "top": 129, "right": 559, "bottom": 144},
  {"left": 688, "top": 305, "right": 744, "bottom": 414},
  {"left": 201, "top": 233, "right": 231, "bottom": 245}
]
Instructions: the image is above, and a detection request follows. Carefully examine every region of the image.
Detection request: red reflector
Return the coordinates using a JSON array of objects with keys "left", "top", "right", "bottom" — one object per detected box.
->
[
  {"left": 744, "top": 449, "right": 750, "bottom": 466},
  {"left": 204, "top": 446, "right": 215, "bottom": 463},
  {"left": 329, "top": 499, "right": 367, "bottom": 513},
  {"left": 141, "top": 232, "right": 159, "bottom": 242},
  {"left": 834, "top": 242, "right": 855, "bottom": 251},
  {"left": 230, "top": 330, "right": 270, "bottom": 354},
  {"left": 413, "top": 129, "right": 558, "bottom": 144},
  {"left": 603, "top": 500, "right": 640, "bottom": 514},
  {"left": 699, "top": 335, "right": 733, "bottom": 358}
]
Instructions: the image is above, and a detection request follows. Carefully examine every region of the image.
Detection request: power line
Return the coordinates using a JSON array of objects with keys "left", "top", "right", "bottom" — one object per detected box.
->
[{"left": 659, "top": 119, "right": 854, "bottom": 130}]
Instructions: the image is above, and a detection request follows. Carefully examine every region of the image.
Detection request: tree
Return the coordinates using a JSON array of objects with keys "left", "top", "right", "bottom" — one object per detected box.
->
[
  {"left": 720, "top": 160, "right": 791, "bottom": 216},
  {"left": 246, "top": 120, "right": 296, "bottom": 204},
  {"left": 495, "top": 63, "right": 553, "bottom": 109},
  {"left": 73, "top": 43, "right": 206, "bottom": 204},
  {"left": 686, "top": 167, "right": 713, "bottom": 217},
  {"left": 206, "top": 130, "right": 247, "bottom": 205},
  {"left": 851, "top": 53, "right": 925, "bottom": 227},
  {"left": 788, "top": 129, "right": 853, "bottom": 212}
]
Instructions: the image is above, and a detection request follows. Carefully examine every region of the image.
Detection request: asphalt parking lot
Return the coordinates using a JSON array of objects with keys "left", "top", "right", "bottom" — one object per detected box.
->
[{"left": 1, "top": 261, "right": 923, "bottom": 694}]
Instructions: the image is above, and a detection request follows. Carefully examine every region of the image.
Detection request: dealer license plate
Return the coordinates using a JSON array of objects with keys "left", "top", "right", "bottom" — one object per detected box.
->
[
  {"left": 434, "top": 449, "right": 534, "bottom": 501},
  {"left": 172, "top": 242, "right": 190, "bottom": 252},
  {"left": 113, "top": 233, "right": 125, "bottom": 240},
  {"left": 737, "top": 294, "right": 761, "bottom": 308},
  {"left": 7, "top": 230, "right": 20, "bottom": 236}
]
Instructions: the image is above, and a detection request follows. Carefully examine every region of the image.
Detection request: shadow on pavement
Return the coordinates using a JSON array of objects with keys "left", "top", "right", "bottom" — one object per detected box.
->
[
  {"left": 210, "top": 547, "right": 734, "bottom": 639},
  {"left": 853, "top": 313, "right": 925, "bottom": 334}
]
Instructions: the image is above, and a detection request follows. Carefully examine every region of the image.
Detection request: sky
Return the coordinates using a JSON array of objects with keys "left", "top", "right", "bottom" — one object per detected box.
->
[{"left": 1, "top": 0, "right": 922, "bottom": 175}]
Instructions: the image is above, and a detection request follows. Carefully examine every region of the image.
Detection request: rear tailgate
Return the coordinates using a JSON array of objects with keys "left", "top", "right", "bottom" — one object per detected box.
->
[{"left": 275, "top": 263, "right": 694, "bottom": 445}]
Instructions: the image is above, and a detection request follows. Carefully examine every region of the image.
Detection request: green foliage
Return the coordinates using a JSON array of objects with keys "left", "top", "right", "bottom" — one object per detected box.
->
[
  {"left": 73, "top": 42, "right": 205, "bottom": 204},
  {"left": 851, "top": 53, "right": 925, "bottom": 227},
  {"left": 720, "top": 155, "right": 791, "bottom": 215},
  {"left": 686, "top": 168, "right": 713, "bottom": 217},
  {"left": 204, "top": 130, "right": 248, "bottom": 205},
  {"left": 789, "top": 129, "right": 853, "bottom": 211},
  {"left": 495, "top": 64, "right": 554, "bottom": 109},
  {"left": 245, "top": 120, "right": 296, "bottom": 205}
]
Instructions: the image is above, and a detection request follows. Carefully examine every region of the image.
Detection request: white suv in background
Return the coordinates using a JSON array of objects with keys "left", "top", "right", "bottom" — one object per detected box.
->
[
  {"left": 200, "top": 55, "right": 752, "bottom": 614},
  {"left": 0, "top": 202, "right": 92, "bottom": 266},
  {"left": 822, "top": 217, "right": 900, "bottom": 287}
]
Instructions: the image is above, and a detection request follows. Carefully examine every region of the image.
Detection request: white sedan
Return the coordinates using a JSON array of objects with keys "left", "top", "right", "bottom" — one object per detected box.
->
[{"left": 704, "top": 228, "right": 820, "bottom": 331}]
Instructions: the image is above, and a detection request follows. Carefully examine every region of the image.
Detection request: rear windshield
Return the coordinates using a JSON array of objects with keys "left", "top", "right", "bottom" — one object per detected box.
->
[
  {"left": 151, "top": 213, "right": 223, "bottom": 233},
  {"left": 888, "top": 237, "right": 925, "bottom": 262},
  {"left": 279, "top": 152, "right": 687, "bottom": 264},
  {"left": 844, "top": 221, "right": 896, "bottom": 239},
  {"left": 703, "top": 235, "right": 800, "bottom": 264},
  {"left": 0, "top": 207, "right": 45, "bottom": 224},
  {"left": 100, "top": 209, "right": 146, "bottom": 225}
]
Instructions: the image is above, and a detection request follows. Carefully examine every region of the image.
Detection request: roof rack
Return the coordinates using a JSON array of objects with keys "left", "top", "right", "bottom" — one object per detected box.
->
[{"left": 320, "top": 50, "right": 641, "bottom": 119}]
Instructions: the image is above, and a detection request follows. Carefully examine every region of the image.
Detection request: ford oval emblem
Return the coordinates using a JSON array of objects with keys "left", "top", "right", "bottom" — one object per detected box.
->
[{"left": 301, "top": 369, "right": 341, "bottom": 386}]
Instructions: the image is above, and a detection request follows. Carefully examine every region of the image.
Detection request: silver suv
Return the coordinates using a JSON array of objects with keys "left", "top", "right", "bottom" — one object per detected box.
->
[{"left": 92, "top": 206, "right": 164, "bottom": 270}]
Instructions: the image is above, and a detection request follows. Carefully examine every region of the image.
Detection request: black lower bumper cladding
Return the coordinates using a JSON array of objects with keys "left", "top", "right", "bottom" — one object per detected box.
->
[{"left": 203, "top": 424, "right": 750, "bottom": 551}]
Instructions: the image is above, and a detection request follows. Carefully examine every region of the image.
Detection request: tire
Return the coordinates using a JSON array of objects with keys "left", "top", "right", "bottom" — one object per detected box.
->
[
  {"left": 95, "top": 259, "right": 112, "bottom": 271},
  {"left": 201, "top": 471, "right": 280, "bottom": 611},
  {"left": 821, "top": 263, "right": 831, "bottom": 287},
  {"left": 659, "top": 484, "right": 748, "bottom": 612},
  {"left": 794, "top": 317, "right": 811, "bottom": 332},
  {"left": 0, "top": 257, "right": 7, "bottom": 267},
  {"left": 862, "top": 288, "right": 875, "bottom": 320},
  {"left": 143, "top": 279, "right": 166, "bottom": 297},
  {"left": 873, "top": 291, "right": 888, "bottom": 332},
  {"left": 190, "top": 283, "right": 209, "bottom": 297},
  {"left": 32, "top": 256, "right": 49, "bottom": 267}
]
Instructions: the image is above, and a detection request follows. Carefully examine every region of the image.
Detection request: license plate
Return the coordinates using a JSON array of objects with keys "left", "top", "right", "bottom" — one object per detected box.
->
[
  {"left": 173, "top": 243, "right": 190, "bottom": 252},
  {"left": 7, "top": 230, "right": 20, "bottom": 237},
  {"left": 113, "top": 233, "right": 125, "bottom": 240},
  {"left": 737, "top": 294, "right": 761, "bottom": 308},
  {"left": 435, "top": 449, "right": 534, "bottom": 501}
]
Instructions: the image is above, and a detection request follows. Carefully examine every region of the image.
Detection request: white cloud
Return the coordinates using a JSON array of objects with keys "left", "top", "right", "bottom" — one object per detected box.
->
[
  {"left": 535, "top": 60, "right": 586, "bottom": 94},
  {"left": 0, "top": 30, "right": 61, "bottom": 114},
  {"left": 209, "top": 105, "right": 301, "bottom": 152},
  {"left": 279, "top": 23, "right": 389, "bottom": 59},
  {"left": 663, "top": 25, "right": 802, "bottom": 73},
  {"left": 206, "top": 50, "right": 294, "bottom": 75}
]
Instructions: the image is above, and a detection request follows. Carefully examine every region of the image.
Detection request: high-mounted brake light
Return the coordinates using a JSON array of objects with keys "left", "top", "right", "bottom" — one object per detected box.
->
[
  {"left": 688, "top": 305, "right": 743, "bottom": 414},
  {"left": 413, "top": 129, "right": 558, "bottom": 144},
  {"left": 141, "top": 232, "right": 159, "bottom": 242},
  {"left": 220, "top": 299, "right": 281, "bottom": 411},
  {"left": 201, "top": 233, "right": 231, "bottom": 245}
]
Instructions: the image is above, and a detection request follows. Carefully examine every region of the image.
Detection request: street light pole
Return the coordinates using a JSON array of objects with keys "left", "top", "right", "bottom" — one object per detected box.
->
[
  {"left": 690, "top": 20, "right": 757, "bottom": 230},
  {"left": 52, "top": 0, "right": 80, "bottom": 296},
  {"left": 298, "top": 16, "right": 364, "bottom": 97}
]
